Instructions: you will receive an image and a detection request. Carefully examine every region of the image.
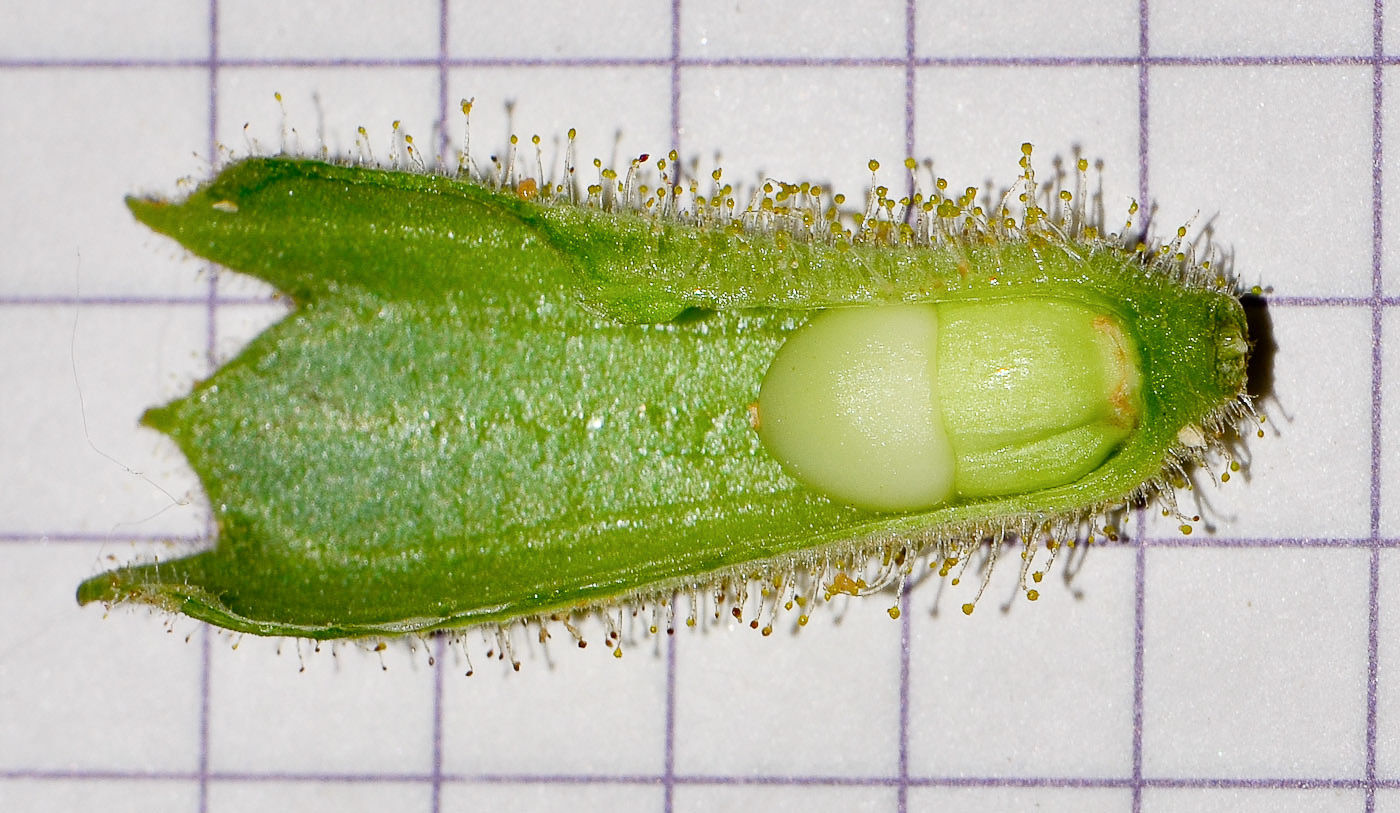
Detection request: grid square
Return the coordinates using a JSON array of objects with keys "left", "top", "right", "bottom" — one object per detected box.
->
[
  {"left": 680, "top": 65, "right": 907, "bottom": 202},
  {"left": 672, "top": 598, "right": 902, "bottom": 779},
  {"left": 1373, "top": 549, "right": 1400, "bottom": 779},
  {"left": 1148, "top": 65, "right": 1374, "bottom": 299},
  {"left": 1385, "top": 308, "right": 1400, "bottom": 536},
  {"left": 218, "top": 0, "right": 442, "bottom": 61},
  {"left": 907, "top": 544, "right": 1137, "bottom": 780},
  {"left": 208, "top": 780, "right": 434, "bottom": 813},
  {"left": 450, "top": 0, "right": 672, "bottom": 60},
  {"left": 447, "top": 782, "right": 664, "bottom": 813},
  {"left": 446, "top": 66, "right": 673, "bottom": 181},
  {"left": 1141, "top": 786, "right": 1364, "bottom": 812},
  {"left": 439, "top": 629, "right": 668, "bottom": 777},
  {"left": 682, "top": 0, "right": 906, "bottom": 60},
  {"left": 910, "top": 786, "right": 1132, "bottom": 812},
  {"left": 673, "top": 783, "right": 897, "bottom": 813},
  {"left": 206, "top": 636, "right": 436, "bottom": 775},
  {"left": 1388, "top": 7, "right": 1400, "bottom": 57},
  {"left": 217, "top": 68, "right": 443, "bottom": 167},
  {"left": 1141, "top": 546, "right": 1370, "bottom": 779},
  {"left": 1148, "top": 0, "right": 1373, "bottom": 57},
  {"left": 0, "top": 779, "right": 201, "bottom": 813},
  {"left": 1142, "top": 305, "right": 1374, "bottom": 541},
  {"left": 913, "top": 65, "right": 1140, "bottom": 208},
  {"left": 0, "top": 0, "right": 209, "bottom": 61},
  {"left": 0, "top": 543, "right": 204, "bottom": 773},
  {"left": 1383, "top": 65, "right": 1400, "bottom": 300},
  {"left": 0, "top": 304, "right": 212, "bottom": 536},
  {"left": 1378, "top": 787, "right": 1400, "bottom": 812},
  {"left": 0, "top": 69, "right": 211, "bottom": 298},
  {"left": 917, "top": 0, "right": 1140, "bottom": 59}
]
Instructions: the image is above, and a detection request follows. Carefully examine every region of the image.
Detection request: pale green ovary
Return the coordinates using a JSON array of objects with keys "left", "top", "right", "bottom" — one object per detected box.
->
[
  {"left": 755, "top": 299, "right": 1142, "bottom": 512},
  {"left": 754, "top": 305, "right": 956, "bottom": 512}
]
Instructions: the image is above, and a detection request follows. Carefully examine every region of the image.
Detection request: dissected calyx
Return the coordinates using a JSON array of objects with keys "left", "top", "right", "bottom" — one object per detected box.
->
[{"left": 77, "top": 154, "right": 1252, "bottom": 640}]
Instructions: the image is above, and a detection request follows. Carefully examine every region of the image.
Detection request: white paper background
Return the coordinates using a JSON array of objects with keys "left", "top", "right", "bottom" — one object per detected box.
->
[{"left": 1, "top": 1, "right": 1395, "bottom": 811}]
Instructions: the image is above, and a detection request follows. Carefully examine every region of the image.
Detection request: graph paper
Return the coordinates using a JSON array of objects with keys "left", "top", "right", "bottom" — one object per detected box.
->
[{"left": 1, "top": 1, "right": 1395, "bottom": 811}]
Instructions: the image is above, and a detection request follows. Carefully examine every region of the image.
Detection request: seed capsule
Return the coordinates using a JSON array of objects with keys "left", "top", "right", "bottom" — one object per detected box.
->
[{"left": 756, "top": 299, "right": 1141, "bottom": 512}]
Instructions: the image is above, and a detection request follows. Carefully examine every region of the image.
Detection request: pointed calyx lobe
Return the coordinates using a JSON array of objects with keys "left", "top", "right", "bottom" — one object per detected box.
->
[{"left": 83, "top": 157, "right": 1250, "bottom": 638}]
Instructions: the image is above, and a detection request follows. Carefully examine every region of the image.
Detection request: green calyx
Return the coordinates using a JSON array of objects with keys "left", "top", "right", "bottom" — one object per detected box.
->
[{"left": 80, "top": 156, "right": 1251, "bottom": 639}]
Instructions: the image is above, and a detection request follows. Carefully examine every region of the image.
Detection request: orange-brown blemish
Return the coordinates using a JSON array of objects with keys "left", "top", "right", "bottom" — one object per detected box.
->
[
  {"left": 825, "top": 572, "right": 868, "bottom": 596},
  {"left": 1093, "top": 314, "right": 1140, "bottom": 427}
]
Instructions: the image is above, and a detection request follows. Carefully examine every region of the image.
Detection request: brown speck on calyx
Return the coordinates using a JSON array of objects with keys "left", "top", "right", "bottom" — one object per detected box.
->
[{"left": 1094, "top": 314, "right": 1140, "bottom": 427}]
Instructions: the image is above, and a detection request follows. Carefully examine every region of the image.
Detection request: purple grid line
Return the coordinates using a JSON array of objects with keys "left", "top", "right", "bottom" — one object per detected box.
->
[
  {"left": 197, "top": 626, "right": 212, "bottom": 813},
  {"left": 663, "top": 614, "right": 677, "bottom": 813},
  {"left": 15, "top": 531, "right": 1400, "bottom": 551},
  {"left": 663, "top": 8, "right": 682, "bottom": 812},
  {"left": 434, "top": 0, "right": 449, "bottom": 164},
  {"left": 428, "top": 7, "right": 450, "bottom": 812},
  {"left": 1137, "top": 0, "right": 1151, "bottom": 210},
  {"left": 7, "top": 54, "right": 1400, "bottom": 70},
  {"left": 194, "top": 4, "right": 220, "bottom": 813},
  {"left": 10, "top": 2, "right": 1392, "bottom": 811},
  {"left": 1132, "top": 7, "right": 1150, "bottom": 811},
  {"left": 896, "top": 587, "right": 912, "bottom": 813},
  {"left": 1141, "top": 535, "right": 1400, "bottom": 548},
  {"left": 15, "top": 531, "right": 1400, "bottom": 548},
  {"left": 430, "top": 633, "right": 446, "bottom": 813},
  {"left": 4, "top": 292, "right": 1396, "bottom": 311},
  {"left": 0, "top": 532, "right": 206, "bottom": 543},
  {"left": 669, "top": 0, "right": 682, "bottom": 162},
  {"left": 897, "top": 4, "right": 917, "bottom": 812},
  {"left": 1365, "top": 3, "right": 1386, "bottom": 812},
  {"left": 0, "top": 295, "right": 281, "bottom": 306},
  {"left": 9, "top": 767, "right": 1398, "bottom": 790},
  {"left": 1132, "top": 509, "right": 1147, "bottom": 812}
]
